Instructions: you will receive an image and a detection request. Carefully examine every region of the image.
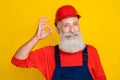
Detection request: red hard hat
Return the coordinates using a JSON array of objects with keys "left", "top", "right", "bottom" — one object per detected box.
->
[{"left": 55, "top": 5, "right": 81, "bottom": 26}]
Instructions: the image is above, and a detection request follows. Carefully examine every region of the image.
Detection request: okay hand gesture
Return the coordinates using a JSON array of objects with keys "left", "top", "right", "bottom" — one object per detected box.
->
[{"left": 34, "top": 17, "right": 53, "bottom": 40}]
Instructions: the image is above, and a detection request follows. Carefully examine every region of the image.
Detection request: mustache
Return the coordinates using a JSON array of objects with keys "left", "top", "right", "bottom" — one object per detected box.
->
[{"left": 63, "top": 32, "right": 80, "bottom": 37}]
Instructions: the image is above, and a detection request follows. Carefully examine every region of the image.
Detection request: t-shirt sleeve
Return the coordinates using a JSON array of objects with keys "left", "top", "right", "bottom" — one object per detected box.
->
[
  {"left": 11, "top": 48, "right": 45, "bottom": 68},
  {"left": 11, "top": 46, "right": 54, "bottom": 78},
  {"left": 90, "top": 46, "right": 106, "bottom": 80}
]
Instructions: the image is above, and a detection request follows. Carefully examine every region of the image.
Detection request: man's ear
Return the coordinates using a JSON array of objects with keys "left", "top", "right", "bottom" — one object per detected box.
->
[
  {"left": 56, "top": 27, "right": 60, "bottom": 34},
  {"left": 56, "top": 21, "right": 62, "bottom": 34}
]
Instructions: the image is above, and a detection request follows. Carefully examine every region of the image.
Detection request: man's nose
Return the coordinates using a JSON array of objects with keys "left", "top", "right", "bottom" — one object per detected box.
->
[{"left": 69, "top": 26, "right": 75, "bottom": 32}]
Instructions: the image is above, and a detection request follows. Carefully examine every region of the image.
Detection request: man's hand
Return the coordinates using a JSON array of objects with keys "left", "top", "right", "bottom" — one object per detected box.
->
[{"left": 34, "top": 17, "right": 53, "bottom": 40}]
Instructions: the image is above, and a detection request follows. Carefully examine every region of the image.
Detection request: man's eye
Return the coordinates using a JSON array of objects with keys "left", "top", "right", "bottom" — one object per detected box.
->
[
  {"left": 64, "top": 24, "right": 68, "bottom": 27},
  {"left": 73, "top": 23, "right": 78, "bottom": 25}
]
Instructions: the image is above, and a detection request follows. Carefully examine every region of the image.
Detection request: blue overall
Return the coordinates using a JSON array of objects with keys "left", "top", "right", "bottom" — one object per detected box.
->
[{"left": 52, "top": 45, "right": 93, "bottom": 80}]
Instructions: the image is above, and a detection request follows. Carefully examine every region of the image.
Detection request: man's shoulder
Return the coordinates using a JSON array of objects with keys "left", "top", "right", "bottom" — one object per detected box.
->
[
  {"left": 87, "top": 44, "right": 98, "bottom": 53},
  {"left": 87, "top": 44, "right": 96, "bottom": 49}
]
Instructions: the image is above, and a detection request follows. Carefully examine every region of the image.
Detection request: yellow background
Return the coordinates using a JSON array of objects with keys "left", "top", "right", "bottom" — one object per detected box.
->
[{"left": 0, "top": 0, "right": 119, "bottom": 80}]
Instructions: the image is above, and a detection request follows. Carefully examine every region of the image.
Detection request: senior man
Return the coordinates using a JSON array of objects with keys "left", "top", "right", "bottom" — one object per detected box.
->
[{"left": 11, "top": 5, "right": 106, "bottom": 80}]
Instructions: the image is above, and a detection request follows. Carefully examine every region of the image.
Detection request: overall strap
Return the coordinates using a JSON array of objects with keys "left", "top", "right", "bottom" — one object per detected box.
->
[
  {"left": 82, "top": 46, "right": 88, "bottom": 64},
  {"left": 54, "top": 45, "right": 61, "bottom": 66},
  {"left": 52, "top": 45, "right": 61, "bottom": 80}
]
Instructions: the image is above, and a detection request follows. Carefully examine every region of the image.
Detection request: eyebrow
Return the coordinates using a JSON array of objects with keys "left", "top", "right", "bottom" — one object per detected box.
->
[{"left": 63, "top": 21, "right": 78, "bottom": 25}]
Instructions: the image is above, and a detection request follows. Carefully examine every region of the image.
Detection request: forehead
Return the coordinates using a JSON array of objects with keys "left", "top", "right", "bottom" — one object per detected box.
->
[{"left": 61, "top": 16, "right": 78, "bottom": 24}]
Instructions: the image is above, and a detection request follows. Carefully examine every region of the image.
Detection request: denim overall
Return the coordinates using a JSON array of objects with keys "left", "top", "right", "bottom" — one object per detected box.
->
[{"left": 52, "top": 45, "right": 93, "bottom": 80}]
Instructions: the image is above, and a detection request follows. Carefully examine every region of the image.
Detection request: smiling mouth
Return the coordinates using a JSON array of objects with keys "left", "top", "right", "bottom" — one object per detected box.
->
[{"left": 66, "top": 34, "right": 78, "bottom": 39}]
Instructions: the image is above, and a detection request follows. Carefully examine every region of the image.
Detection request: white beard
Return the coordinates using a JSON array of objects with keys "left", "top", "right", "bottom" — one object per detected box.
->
[{"left": 59, "top": 32, "right": 86, "bottom": 53}]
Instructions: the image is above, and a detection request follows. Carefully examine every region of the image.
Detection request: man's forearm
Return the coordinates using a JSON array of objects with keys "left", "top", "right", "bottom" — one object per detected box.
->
[
  {"left": 14, "top": 36, "right": 39, "bottom": 60},
  {"left": 13, "top": 17, "right": 52, "bottom": 60}
]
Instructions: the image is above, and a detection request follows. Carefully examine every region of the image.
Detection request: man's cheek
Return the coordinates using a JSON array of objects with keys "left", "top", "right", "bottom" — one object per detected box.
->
[
  {"left": 74, "top": 27, "right": 79, "bottom": 31},
  {"left": 62, "top": 29, "right": 70, "bottom": 34}
]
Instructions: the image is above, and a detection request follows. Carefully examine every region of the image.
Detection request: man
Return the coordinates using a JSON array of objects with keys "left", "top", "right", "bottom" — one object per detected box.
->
[{"left": 11, "top": 5, "right": 106, "bottom": 80}]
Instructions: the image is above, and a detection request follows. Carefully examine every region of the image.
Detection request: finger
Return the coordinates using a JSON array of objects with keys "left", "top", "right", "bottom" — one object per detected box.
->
[
  {"left": 38, "top": 17, "right": 50, "bottom": 28},
  {"left": 42, "top": 24, "right": 53, "bottom": 31},
  {"left": 40, "top": 16, "right": 49, "bottom": 23},
  {"left": 40, "top": 16, "right": 46, "bottom": 23},
  {"left": 38, "top": 17, "right": 46, "bottom": 25}
]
